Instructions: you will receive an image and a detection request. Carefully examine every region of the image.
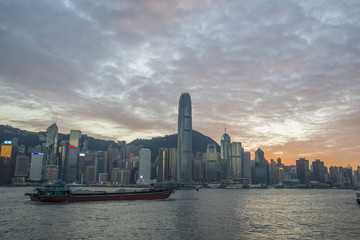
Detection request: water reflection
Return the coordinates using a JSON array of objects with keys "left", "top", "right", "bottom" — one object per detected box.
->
[{"left": 1, "top": 187, "right": 360, "bottom": 239}]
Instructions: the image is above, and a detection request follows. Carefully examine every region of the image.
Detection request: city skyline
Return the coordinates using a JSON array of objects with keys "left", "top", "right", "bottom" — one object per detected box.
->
[{"left": 0, "top": 1, "right": 359, "bottom": 168}]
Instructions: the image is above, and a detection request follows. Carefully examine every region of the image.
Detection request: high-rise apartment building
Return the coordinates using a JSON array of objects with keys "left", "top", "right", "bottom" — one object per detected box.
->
[
  {"left": 95, "top": 151, "right": 108, "bottom": 183},
  {"left": 177, "top": 92, "right": 193, "bottom": 182},
  {"left": 138, "top": 148, "right": 151, "bottom": 183}
]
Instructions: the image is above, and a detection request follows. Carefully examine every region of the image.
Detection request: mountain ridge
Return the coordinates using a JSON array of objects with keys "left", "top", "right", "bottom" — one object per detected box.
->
[{"left": 0, "top": 125, "right": 220, "bottom": 157}]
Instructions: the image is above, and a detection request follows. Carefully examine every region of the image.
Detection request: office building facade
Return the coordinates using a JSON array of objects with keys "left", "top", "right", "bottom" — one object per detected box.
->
[{"left": 65, "top": 130, "right": 81, "bottom": 182}]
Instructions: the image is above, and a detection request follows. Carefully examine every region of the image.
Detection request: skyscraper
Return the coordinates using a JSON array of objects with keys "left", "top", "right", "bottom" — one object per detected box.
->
[
  {"left": 157, "top": 148, "right": 170, "bottom": 182},
  {"left": 220, "top": 131, "right": 231, "bottom": 161},
  {"left": 220, "top": 131, "right": 231, "bottom": 179},
  {"left": 29, "top": 153, "right": 44, "bottom": 181},
  {"left": 44, "top": 123, "right": 58, "bottom": 166},
  {"left": 177, "top": 92, "right": 192, "bottom": 182},
  {"left": 65, "top": 130, "right": 81, "bottom": 182},
  {"left": 312, "top": 159, "right": 327, "bottom": 183},
  {"left": 252, "top": 148, "right": 269, "bottom": 184},
  {"left": 205, "top": 143, "right": 218, "bottom": 181},
  {"left": 95, "top": 151, "right": 108, "bottom": 183},
  {"left": 43, "top": 123, "right": 58, "bottom": 181},
  {"left": 138, "top": 148, "right": 151, "bottom": 183},
  {"left": 296, "top": 158, "right": 310, "bottom": 184},
  {"left": 230, "top": 142, "right": 243, "bottom": 177}
]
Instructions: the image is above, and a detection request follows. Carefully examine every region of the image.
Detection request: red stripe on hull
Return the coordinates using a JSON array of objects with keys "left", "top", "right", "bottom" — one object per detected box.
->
[{"left": 30, "top": 193, "right": 172, "bottom": 203}]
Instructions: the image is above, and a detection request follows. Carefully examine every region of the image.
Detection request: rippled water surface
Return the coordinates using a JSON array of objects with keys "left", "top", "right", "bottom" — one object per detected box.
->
[{"left": 1, "top": 187, "right": 359, "bottom": 239}]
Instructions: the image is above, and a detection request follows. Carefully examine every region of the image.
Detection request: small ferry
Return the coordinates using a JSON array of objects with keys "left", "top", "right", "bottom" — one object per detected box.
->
[{"left": 25, "top": 183, "right": 175, "bottom": 203}]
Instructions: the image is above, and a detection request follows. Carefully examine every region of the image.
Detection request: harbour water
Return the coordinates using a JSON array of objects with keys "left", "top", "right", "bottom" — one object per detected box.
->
[{"left": 1, "top": 187, "right": 359, "bottom": 239}]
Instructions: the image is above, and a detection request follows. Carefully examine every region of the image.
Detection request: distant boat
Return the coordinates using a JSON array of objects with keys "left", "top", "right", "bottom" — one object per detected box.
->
[
  {"left": 224, "top": 184, "right": 244, "bottom": 189},
  {"left": 251, "top": 184, "right": 268, "bottom": 189},
  {"left": 357, "top": 192, "right": 360, "bottom": 204},
  {"left": 25, "top": 183, "right": 175, "bottom": 203}
]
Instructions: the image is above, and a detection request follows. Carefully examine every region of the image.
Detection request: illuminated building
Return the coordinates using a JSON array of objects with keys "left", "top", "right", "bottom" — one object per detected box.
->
[
  {"left": 1, "top": 142, "right": 13, "bottom": 158},
  {"left": 77, "top": 153, "right": 86, "bottom": 181},
  {"left": 65, "top": 130, "right": 81, "bottom": 182},
  {"left": 0, "top": 141, "right": 13, "bottom": 184},
  {"left": 177, "top": 92, "right": 193, "bottom": 182},
  {"left": 138, "top": 148, "right": 151, "bottom": 183},
  {"left": 29, "top": 153, "right": 44, "bottom": 181}
]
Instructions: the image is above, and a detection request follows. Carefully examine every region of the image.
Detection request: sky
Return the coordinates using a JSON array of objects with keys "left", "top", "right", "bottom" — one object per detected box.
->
[{"left": 0, "top": 0, "right": 359, "bottom": 168}]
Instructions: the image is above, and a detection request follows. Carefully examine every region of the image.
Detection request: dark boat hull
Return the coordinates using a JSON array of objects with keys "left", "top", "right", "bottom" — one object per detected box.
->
[{"left": 27, "top": 189, "right": 173, "bottom": 203}]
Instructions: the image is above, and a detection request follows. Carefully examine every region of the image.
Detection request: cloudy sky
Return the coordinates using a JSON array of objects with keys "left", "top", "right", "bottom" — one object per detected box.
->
[{"left": 1, "top": 0, "right": 359, "bottom": 168}]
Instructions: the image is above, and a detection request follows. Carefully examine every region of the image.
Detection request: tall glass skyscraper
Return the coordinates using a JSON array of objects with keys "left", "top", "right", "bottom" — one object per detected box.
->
[
  {"left": 205, "top": 143, "right": 218, "bottom": 181},
  {"left": 43, "top": 123, "right": 58, "bottom": 181},
  {"left": 177, "top": 92, "right": 192, "bottom": 182},
  {"left": 45, "top": 123, "right": 58, "bottom": 166},
  {"left": 65, "top": 130, "right": 81, "bottom": 182},
  {"left": 220, "top": 131, "right": 231, "bottom": 178}
]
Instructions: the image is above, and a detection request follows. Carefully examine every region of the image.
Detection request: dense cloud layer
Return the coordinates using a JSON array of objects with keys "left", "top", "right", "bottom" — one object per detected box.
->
[{"left": 1, "top": 0, "right": 359, "bottom": 167}]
